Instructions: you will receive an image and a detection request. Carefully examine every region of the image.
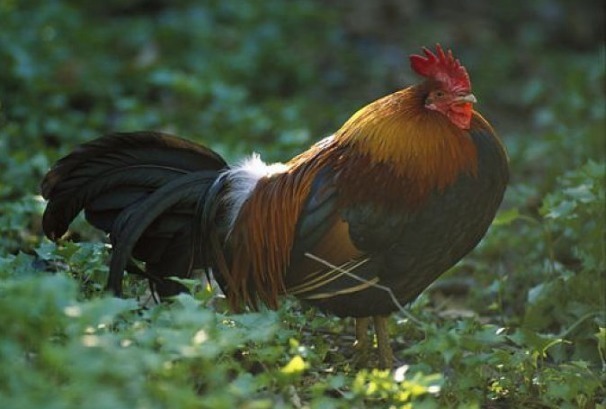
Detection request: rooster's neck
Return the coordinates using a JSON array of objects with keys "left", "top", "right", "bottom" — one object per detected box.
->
[{"left": 333, "top": 87, "right": 479, "bottom": 208}]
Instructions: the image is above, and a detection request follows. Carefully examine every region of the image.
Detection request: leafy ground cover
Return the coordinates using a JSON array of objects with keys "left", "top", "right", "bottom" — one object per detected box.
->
[{"left": 0, "top": 1, "right": 604, "bottom": 408}]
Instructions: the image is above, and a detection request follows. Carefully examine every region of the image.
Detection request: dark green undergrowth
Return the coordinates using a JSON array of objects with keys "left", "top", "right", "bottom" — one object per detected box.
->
[{"left": 0, "top": 1, "right": 604, "bottom": 408}]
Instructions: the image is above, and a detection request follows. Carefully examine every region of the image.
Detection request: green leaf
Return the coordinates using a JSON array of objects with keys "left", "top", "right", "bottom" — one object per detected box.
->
[{"left": 493, "top": 208, "right": 521, "bottom": 226}]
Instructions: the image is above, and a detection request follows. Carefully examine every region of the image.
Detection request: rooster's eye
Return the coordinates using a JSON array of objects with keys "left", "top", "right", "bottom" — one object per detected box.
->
[{"left": 425, "top": 90, "right": 445, "bottom": 106}]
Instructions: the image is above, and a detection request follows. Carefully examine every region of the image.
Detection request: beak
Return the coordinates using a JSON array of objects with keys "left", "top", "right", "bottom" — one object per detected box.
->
[{"left": 454, "top": 93, "right": 477, "bottom": 104}]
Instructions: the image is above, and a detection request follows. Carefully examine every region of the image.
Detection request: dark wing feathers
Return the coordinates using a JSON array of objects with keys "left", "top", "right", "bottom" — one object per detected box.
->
[
  {"left": 342, "top": 203, "right": 414, "bottom": 252},
  {"left": 287, "top": 166, "right": 373, "bottom": 302},
  {"left": 290, "top": 166, "right": 339, "bottom": 261}
]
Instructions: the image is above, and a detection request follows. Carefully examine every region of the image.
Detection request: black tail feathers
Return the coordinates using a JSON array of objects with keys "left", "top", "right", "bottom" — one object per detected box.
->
[{"left": 41, "top": 131, "right": 228, "bottom": 297}]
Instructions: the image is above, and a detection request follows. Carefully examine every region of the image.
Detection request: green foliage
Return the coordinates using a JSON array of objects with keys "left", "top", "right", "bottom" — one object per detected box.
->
[{"left": 0, "top": 0, "right": 604, "bottom": 408}]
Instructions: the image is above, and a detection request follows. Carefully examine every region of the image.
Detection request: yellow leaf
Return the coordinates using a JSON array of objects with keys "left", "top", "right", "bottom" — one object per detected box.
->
[{"left": 281, "top": 355, "right": 307, "bottom": 375}]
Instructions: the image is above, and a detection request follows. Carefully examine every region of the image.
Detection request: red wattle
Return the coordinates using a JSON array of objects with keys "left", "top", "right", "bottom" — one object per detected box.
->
[{"left": 448, "top": 102, "right": 473, "bottom": 130}]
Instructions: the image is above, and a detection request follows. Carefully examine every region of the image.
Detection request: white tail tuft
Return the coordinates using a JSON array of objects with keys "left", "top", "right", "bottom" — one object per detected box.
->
[{"left": 222, "top": 154, "right": 288, "bottom": 235}]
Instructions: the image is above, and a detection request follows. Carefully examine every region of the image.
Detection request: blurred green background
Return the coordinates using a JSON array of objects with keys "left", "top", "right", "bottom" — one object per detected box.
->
[{"left": 0, "top": 1, "right": 604, "bottom": 408}]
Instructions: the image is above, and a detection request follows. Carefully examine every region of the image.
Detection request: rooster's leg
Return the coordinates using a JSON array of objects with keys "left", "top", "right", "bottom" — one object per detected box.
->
[
  {"left": 373, "top": 315, "right": 394, "bottom": 369},
  {"left": 353, "top": 317, "right": 370, "bottom": 367}
]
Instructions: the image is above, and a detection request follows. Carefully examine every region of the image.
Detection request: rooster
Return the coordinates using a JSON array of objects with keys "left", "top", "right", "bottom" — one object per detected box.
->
[{"left": 41, "top": 45, "right": 509, "bottom": 368}]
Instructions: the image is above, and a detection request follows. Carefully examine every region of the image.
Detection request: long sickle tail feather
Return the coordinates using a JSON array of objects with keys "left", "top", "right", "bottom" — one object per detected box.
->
[
  {"left": 107, "top": 170, "right": 220, "bottom": 295},
  {"left": 198, "top": 172, "right": 233, "bottom": 298}
]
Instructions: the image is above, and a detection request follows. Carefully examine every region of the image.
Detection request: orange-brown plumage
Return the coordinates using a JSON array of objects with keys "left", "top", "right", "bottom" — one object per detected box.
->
[{"left": 40, "top": 44, "right": 509, "bottom": 368}]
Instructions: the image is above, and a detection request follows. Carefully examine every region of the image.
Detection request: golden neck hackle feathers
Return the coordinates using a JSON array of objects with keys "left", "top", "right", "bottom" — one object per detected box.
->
[{"left": 333, "top": 86, "right": 479, "bottom": 207}]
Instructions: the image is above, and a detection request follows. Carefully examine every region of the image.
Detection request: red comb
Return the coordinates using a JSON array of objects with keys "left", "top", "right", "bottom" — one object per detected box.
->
[{"left": 409, "top": 44, "right": 471, "bottom": 92}]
